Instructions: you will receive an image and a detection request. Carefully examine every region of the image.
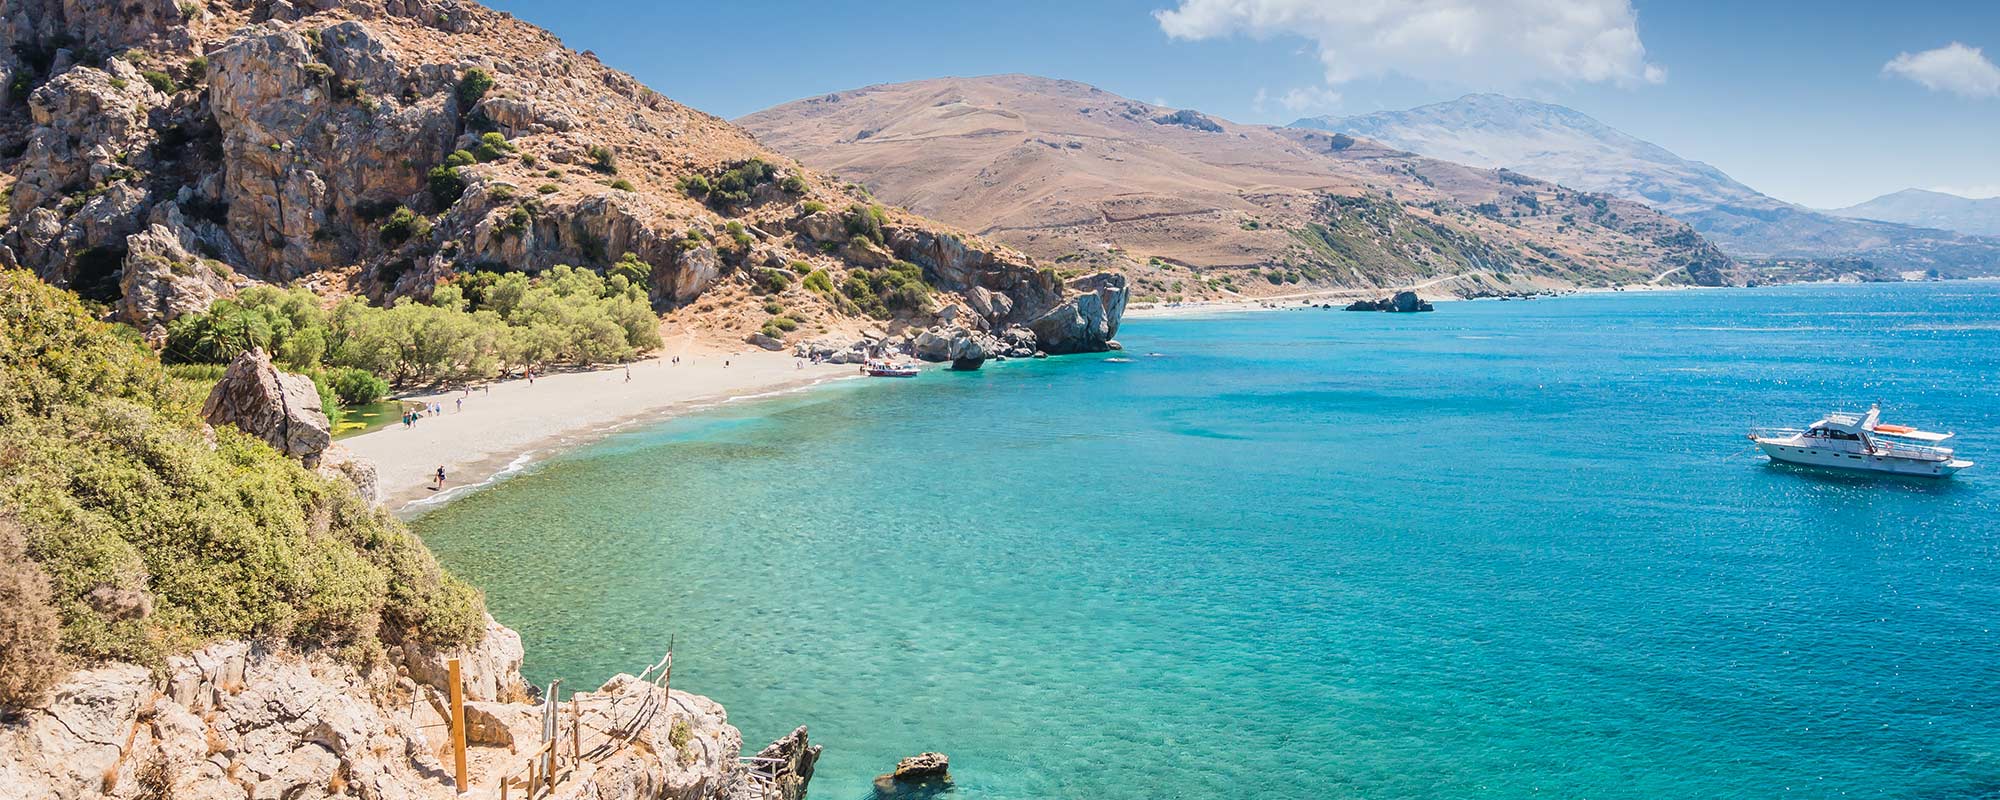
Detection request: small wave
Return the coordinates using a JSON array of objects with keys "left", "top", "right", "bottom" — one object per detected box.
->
[{"left": 400, "top": 449, "right": 540, "bottom": 513}]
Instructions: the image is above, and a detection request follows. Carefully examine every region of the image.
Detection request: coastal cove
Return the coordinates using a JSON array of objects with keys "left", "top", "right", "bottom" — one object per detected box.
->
[{"left": 414, "top": 282, "right": 2000, "bottom": 799}]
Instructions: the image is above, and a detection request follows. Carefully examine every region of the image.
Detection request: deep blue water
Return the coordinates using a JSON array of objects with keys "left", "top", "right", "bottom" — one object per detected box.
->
[{"left": 416, "top": 282, "right": 2000, "bottom": 799}]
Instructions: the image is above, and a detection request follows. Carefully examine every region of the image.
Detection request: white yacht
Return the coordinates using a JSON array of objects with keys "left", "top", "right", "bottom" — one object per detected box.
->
[{"left": 1749, "top": 405, "right": 1973, "bottom": 477}]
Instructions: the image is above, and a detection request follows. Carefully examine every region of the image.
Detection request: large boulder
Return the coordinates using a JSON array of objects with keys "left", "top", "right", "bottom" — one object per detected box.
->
[
  {"left": 200, "top": 348, "right": 333, "bottom": 466},
  {"left": 1028, "top": 272, "right": 1128, "bottom": 354},
  {"left": 116, "top": 223, "right": 233, "bottom": 337}
]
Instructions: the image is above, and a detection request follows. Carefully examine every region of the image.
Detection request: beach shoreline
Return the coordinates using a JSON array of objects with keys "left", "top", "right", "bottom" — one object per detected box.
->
[{"left": 343, "top": 347, "right": 858, "bottom": 514}]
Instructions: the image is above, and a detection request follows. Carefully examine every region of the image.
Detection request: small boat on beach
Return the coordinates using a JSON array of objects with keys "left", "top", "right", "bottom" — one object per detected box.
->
[
  {"left": 1748, "top": 404, "right": 1973, "bottom": 477},
  {"left": 863, "top": 360, "right": 921, "bottom": 377}
]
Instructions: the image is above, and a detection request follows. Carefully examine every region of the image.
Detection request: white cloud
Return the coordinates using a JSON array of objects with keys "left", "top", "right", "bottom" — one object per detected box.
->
[
  {"left": 1883, "top": 42, "right": 2000, "bottom": 98},
  {"left": 1253, "top": 85, "right": 1342, "bottom": 115},
  {"left": 1155, "top": 0, "right": 1664, "bottom": 88}
]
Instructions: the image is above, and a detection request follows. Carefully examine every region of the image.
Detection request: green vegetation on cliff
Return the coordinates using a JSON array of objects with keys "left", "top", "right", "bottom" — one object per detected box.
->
[
  {"left": 163, "top": 267, "right": 662, "bottom": 387},
  {"left": 0, "top": 271, "right": 484, "bottom": 706}
]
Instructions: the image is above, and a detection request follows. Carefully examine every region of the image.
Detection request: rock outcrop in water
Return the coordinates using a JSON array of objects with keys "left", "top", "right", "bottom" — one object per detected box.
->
[
  {"left": 1345, "top": 290, "right": 1434, "bottom": 313},
  {"left": 872, "top": 752, "right": 951, "bottom": 800}
]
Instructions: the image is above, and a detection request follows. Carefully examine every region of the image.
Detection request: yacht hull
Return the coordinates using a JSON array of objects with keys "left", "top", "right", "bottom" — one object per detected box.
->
[{"left": 1754, "top": 440, "right": 1969, "bottom": 477}]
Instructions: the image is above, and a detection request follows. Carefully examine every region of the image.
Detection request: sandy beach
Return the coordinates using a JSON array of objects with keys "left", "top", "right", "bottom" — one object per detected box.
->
[{"left": 342, "top": 346, "right": 857, "bottom": 513}]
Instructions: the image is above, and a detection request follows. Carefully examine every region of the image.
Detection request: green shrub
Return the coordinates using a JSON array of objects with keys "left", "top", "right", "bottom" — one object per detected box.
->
[
  {"left": 800, "top": 200, "right": 826, "bottom": 215},
  {"left": 802, "top": 268, "right": 834, "bottom": 295},
  {"left": 471, "top": 132, "right": 515, "bottom": 163},
  {"left": 762, "top": 299, "right": 784, "bottom": 315},
  {"left": 537, "top": 184, "right": 558, "bottom": 195},
  {"left": 378, "top": 206, "right": 430, "bottom": 246},
  {"left": 326, "top": 367, "right": 389, "bottom": 406},
  {"left": 763, "top": 270, "right": 791, "bottom": 294},
  {"left": 843, "top": 203, "right": 886, "bottom": 244},
  {"left": 185, "top": 56, "right": 208, "bottom": 82},
  {"left": 789, "top": 260, "right": 812, "bottom": 274},
  {"left": 609, "top": 178, "right": 635, "bottom": 192},
  {"left": 587, "top": 145, "right": 616, "bottom": 175},
  {"left": 610, "top": 252, "right": 652, "bottom": 287},
  {"left": 140, "top": 70, "right": 177, "bottom": 94},
  {"left": 444, "top": 149, "right": 476, "bottom": 168},
  {"left": 427, "top": 165, "right": 466, "bottom": 208},
  {"left": 487, "top": 184, "right": 514, "bottom": 202},
  {"left": 707, "top": 158, "right": 775, "bottom": 206},
  {"left": 780, "top": 174, "right": 807, "bottom": 194},
  {"left": 455, "top": 68, "right": 493, "bottom": 107},
  {"left": 838, "top": 260, "right": 930, "bottom": 319},
  {"left": 503, "top": 206, "right": 531, "bottom": 232},
  {"left": 519, "top": 153, "right": 538, "bottom": 167},
  {"left": 677, "top": 174, "right": 711, "bottom": 199}
]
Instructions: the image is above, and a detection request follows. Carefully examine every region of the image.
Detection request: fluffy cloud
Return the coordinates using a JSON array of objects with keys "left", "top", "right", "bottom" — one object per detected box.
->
[
  {"left": 1156, "top": 0, "right": 1664, "bottom": 88},
  {"left": 1883, "top": 43, "right": 2000, "bottom": 98},
  {"left": 1253, "top": 85, "right": 1343, "bottom": 114}
]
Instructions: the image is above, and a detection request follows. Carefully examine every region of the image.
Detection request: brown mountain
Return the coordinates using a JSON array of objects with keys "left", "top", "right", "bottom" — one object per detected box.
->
[
  {"left": 0, "top": 2, "right": 1120, "bottom": 354},
  {"left": 739, "top": 74, "right": 1735, "bottom": 302}
]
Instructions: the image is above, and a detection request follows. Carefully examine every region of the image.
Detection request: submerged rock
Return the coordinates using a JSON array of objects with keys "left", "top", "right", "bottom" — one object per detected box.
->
[{"left": 200, "top": 348, "right": 333, "bottom": 466}]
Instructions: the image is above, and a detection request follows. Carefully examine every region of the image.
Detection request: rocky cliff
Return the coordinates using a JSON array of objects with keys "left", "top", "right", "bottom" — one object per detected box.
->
[
  {"left": 0, "top": 0, "right": 1124, "bottom": 352},
  {"left": 0, "top": 623, "right": 816, "bottom": 800}
]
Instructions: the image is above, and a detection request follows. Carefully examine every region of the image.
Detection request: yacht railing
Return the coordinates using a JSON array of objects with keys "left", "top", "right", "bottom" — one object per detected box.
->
[{"left": 1749, "top": 428, "right": 1952, "bottom": 461}]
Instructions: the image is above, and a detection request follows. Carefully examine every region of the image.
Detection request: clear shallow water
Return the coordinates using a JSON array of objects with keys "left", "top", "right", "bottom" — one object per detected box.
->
[{"left": 416, "top": 282, "right": 2000, "bottom": 799}]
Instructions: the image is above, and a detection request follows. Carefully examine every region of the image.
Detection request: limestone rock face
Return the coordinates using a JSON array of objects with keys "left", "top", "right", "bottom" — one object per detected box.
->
[
  {"left": 201, "top": 348, "right": 334, "bottom": 466},
  {"left": 117, "top": 223, "right": 233, "bottom": 337},
  {"left": 1028, "top": 272, "right": 1128, "bottom": 354},
  {"left": 208, "top": 22, "right": 458, "bottom": 279},
  {"left": 13, "top": 60, "right": 164, "bottom": 218},
  {"left": 398, "top": 613, "right": 527, "bottom": 703},
  {"left": 317, "top": 443, "right": 382, "bottom": 505}
]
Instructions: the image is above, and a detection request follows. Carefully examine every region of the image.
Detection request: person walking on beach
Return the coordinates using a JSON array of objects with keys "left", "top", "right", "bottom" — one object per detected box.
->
[
  {"left": 456, "top": 397, "right": 463, "bottom": 413},
  {"left": 625, "top": 365, "right": 632, "bottom": 383},
  {"left": 434, "top": 466, "right": 446, "bottom": 490}
]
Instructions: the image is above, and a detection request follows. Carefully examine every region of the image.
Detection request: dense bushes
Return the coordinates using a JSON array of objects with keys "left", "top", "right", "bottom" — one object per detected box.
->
[
  {"left": 845, "top": 203, "right": 887, "bottom": 244},
  {"left": 327, "top": 366, "right": 389, "bottom": 406},
  {"left": 0, "top": 271, "right": 486, "bottom": 691},
  {"left": 164, "top": 268, "right": 661, "bottom": 387},
  {"left": 455, "top": 68, "right": 493, "bottom": 107},
  {"left": 840, "top": 260, "right": 931, "bottom": 319},
  {"left": 0, "top": 514, "right": 61, "bottom": 707}
]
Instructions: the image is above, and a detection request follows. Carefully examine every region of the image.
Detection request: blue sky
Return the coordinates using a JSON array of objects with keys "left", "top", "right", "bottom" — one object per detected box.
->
[{"left": 484, "top": 0, "right": 2000, "bottom": 209}]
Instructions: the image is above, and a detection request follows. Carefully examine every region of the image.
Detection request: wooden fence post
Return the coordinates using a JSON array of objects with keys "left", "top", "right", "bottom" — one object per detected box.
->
[{"left": 448, "top": 658, "right": 468, "bottom": 795}]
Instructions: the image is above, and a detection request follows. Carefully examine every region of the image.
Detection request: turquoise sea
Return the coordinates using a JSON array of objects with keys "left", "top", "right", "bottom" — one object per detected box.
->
[{"left": 416, "top": 282, "right": 2000, "bottom": 799}]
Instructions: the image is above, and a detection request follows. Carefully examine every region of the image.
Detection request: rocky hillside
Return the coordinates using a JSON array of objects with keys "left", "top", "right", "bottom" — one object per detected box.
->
[
  {"left": 0, "top": 0, "right": 1122, "bottom": 356},
  {"left": 1294, "top": 94, "right": 2000, "bottom": 274},
  {"left": 1828, "top": 188, "right": 2000, "bottom": 238},
  {"left": 738, "top": 75, "right": 1735, "bottom": 302}
]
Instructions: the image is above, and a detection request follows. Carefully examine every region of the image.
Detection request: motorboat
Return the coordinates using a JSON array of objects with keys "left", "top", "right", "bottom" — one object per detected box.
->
[
  {"left": 1749, "top": 404, "right": 1972, "bottom": 477},
  {"left": 863, "top": 360, "right": 920, "bottom": 377}
]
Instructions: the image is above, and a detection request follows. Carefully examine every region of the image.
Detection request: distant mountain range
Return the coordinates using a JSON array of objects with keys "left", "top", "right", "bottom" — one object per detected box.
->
[
  {"left": 740, "top": 75, "right": 1734, "bottom": 300},
  {"left": 1293, "top": 95, "right": 2000, "bottom": 275},
  {"left": 1827, "top": 189, "right": 2000, "bottom": 238}
]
